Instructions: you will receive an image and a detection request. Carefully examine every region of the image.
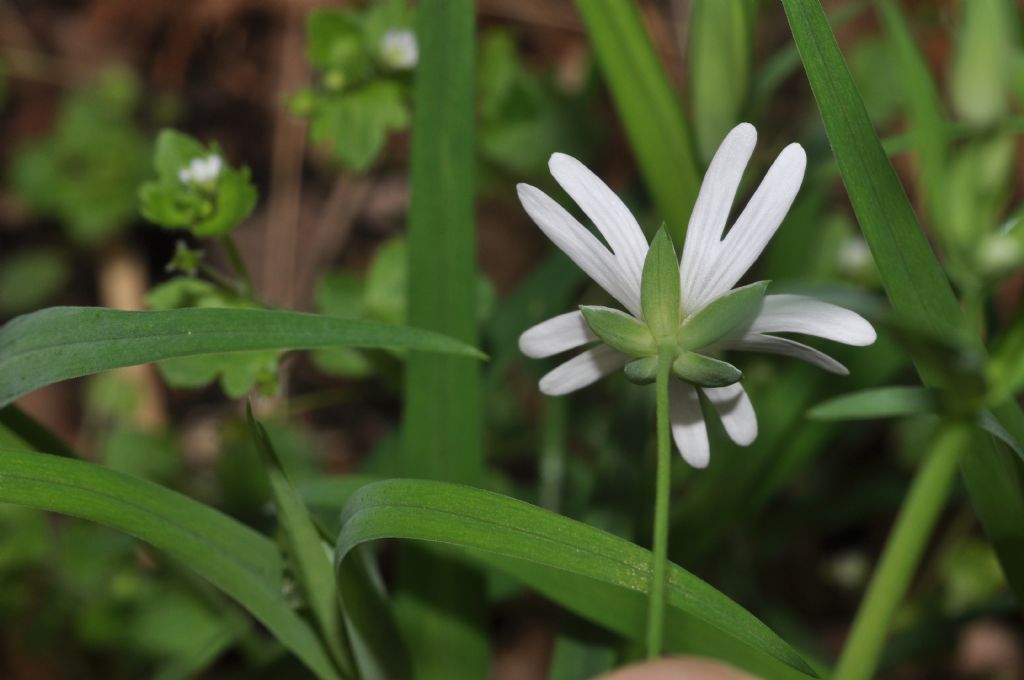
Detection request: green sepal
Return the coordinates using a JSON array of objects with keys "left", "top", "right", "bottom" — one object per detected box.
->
[
  {"left": 641, "top": 226, "right": 681, "bottom": 340},
  {"left": 678, "top": 281, "right": 768, "bottom": 351},
  {"left": 672, "top": 351, "right": 741, "bottom": 387},
  {"left": 624, "top": 356, "right": 658, "bottom": 385},
  {"left": 580, "top": 306, "right": 655, "bottom": 358}
]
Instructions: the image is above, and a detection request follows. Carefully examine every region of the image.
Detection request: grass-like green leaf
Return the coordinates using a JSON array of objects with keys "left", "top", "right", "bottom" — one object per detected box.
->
[
  {"left": 808, "top": 386, "right": 937, "bottom": 421},
  {"left": 575, "top": 0, "right": 700, "bottom": 241},
  {"left": 0, "top": 306, "right": 483, "bottom": 408},
  {"left": 689, "top": 0, "right": 753, "bottom": 161},
  {"left": 246, "top": 407, "right": 354, "bottom": 678},
  {"left": 399, "top": 0, "right": 489, "bottom": 675},
  {"left": 335, "top": 479, "right": 818, "bottom": 680},
  {"left": 780, "top": 0, "right": 963, "bottom": 340},
  {"left": 877, "top": 0, "right": 948, "bottom": 227},
  {"left": 0, "top": 405, "right": 77, "bottom": 457},
  {"left": 0, "top": 448, "right": 340, "bottom": 680},
  {"left": 781, "top": 0, "right": 1024, "bottom": 599}
]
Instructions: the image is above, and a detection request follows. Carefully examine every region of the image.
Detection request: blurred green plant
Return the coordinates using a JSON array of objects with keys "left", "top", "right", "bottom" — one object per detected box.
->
[
  {"left": 313, "top": 236, "right": 494, "bottom": 380},
  {"left": 138, "top": 130, "right": 257, "bottom": 238},
  {"left": 145, "top": 277, "right": 280, "bottom": 398},
  {"left": 291, "top": 0, "right": 416, "bottom": 170},
  {"left": 477, "top": 29, "right": 593, "bottom": 176},
  {"left": 9, "top": 66, "right": 151, "bottom": 245},
  {"left": 0, "top": 247, "right": 69, "bottom": 316}
]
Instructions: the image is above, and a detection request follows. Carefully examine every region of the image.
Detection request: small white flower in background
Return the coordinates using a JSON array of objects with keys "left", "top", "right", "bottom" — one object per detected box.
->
[
  {"left": 379, "top": 29, "right": 418, "bottom": 70},
  {"left": 838, "top": 235, "right": 873, "bottom": 277},
  {"left": 517, "top": 123, "right": 876, "bottom": 468},
  {"left": 178, "top": 154, "right": 224, "bottom": 186}
]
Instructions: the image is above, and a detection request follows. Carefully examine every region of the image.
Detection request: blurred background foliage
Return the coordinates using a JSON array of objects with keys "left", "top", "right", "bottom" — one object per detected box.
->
[{"left": 0, "top": 0, "right": 1022, "bottom": 678}]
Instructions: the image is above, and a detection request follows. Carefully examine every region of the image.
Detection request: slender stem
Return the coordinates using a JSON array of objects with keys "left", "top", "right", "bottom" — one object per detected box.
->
[
  {"left": 199, "top": 262, "right": 247, "bottom": 298},
  {"left": 646, "top": 349, "right": 674, "bottom": 659},
  {"left": 539, "top": 396, "right": 567, "bottom": 513},
  {"left": 220, "top": 235, "right": 255, "bottom": 298},
  {"left": 833, "top": 423, "right": 970, "bottom": 680}
]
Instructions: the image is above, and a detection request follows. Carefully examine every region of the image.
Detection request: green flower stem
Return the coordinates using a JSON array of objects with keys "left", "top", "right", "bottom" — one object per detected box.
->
[
  {"left": 220, "top": 235, "right": 255, "bottom": 298},
  {"left": 646, "top": 348, "right": 674, "bottom": 658},
  {"left": 833, "top": 423, "right": 970, "bottom": 680}
]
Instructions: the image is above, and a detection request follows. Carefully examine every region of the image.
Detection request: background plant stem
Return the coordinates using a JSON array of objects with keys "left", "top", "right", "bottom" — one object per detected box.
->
[
  {"left": 220, "top": 235, "right": 255, "bottom": 298},
  {"left": 833, "top": 423, "right": 969, "bottom": 680},
  {"left": 646, "top": 350, "right": 673, "bottom": 658}
]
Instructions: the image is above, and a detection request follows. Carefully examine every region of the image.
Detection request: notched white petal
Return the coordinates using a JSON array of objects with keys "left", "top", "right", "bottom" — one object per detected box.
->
[
  {"left": 703, "top": 383, "right": 757, "bottom": 446},
  {"left": 517, "top": 183, "right": 641, "bottom": 315},
  {"left": 669, "top": 382, "right": 710, "bottom": 468},
  {"left": 750, "top": 295, "right": 876, "bottom": 346},
  {"left": 548, "top": 153, "right": 648, "bottom": 291},
  {"left": 690, "top": 142, "right": 807, "bottom": 311},
  {"left": 680, "top": 123, "right": 757, "bottom": 310},
  {"left": 519, "top": 311, "right": 597, "bottom": 359},
  {"left": 538, "top": 344, "right": 628, "bottom": 396},
  {"left": 729, "top": 332, "right": 850, "bottom": 375}
]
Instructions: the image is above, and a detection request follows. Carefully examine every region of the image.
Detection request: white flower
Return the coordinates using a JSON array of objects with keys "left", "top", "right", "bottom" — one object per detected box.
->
[
  {"left": 380, "top": 29, "right": 418, "bottom": 70},
  {"left": 178, "top": 154, "right": 224, "bottom": 185},
  {"left": 517, "top": 123, "right": 876, "bottom": 468}
]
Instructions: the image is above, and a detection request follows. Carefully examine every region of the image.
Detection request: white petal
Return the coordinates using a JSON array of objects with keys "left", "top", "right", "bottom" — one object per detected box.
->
[
  {"left": 703, "top": 383, "right": 757, "bottom": 446},
  {"left": 549, "top": 153, "right": 649, "bottom": 293},
  {"left": 680, "top": 123, "right": 757, "bottom": 313},
  {"left": 538, "top": 344, "right": 627, "bottom": 396},
  {"left": 749, "top": 294, "right": 876, "bottom": 346},
  {"left": 669, "top": 382, "right": 710, "bottom": 468},
  {"left": 518, "top": 184, "right": 642, "bottom": 315},
  {"left": 728, "top": 333, "right": 849, "bottom": 375},
  {"left": 690, "top": 143, "right": 807, "bottom": 312},
  {"left": 519, "top": 311, "right": 596, "bottom": 359}
]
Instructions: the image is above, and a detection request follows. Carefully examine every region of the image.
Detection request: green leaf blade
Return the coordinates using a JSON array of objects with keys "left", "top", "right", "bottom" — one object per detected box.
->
[
  {"left": 808, "top": 386, "right": 937, "bottom": 421},
  {"left": 575, "top": 1, "right": 700, "bottom": 242},
  {"left": 246, "top": 407, "right": 354, "bottom": 678},
  {"left": 689, "top": 0, "right": 753, "bottom": 161},
  {"left": 335, "top": 479, "right": 818, "bottom": 680},
  {"left": 399, "top": 0, "right": 489, "bottom": 677},
  {"left": 0, "top": 306, "right": 484, "bottom": 408},
  {"left": 781, "top": 0, "right": 1024, "bottom": 600},
  {"left": 780, "top": 0, "right": 964, "bottom": 343},
  {"left": 0, "top": 448, "right": 340, "bottom": 680}
]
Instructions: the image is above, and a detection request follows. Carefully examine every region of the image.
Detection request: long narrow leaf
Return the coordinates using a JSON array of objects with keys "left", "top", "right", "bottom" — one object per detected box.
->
[
  {"left": 0, "top": 448, "right": 340, "bottom": 680},
  {"left": 0, "top": 405, "right": 77, "bottom": 457},
  {"left": 0, "top": 306, "right": 482, "bottom": 408},
  {"left": 399, "top": 0, "right": 489, "bottom": 675},
  {"left": 877, "top": 0, "right": 949, "bottom": 225},
  {"left": 781, "top": 0, "right": 1024, "bottom": 599},
  {"left": 689, "top": 0, "right": 753, "bottom": 161},
  {"left": 336, "top": 479, "right": 818, "bottom": 680},
  {"left": 247, "top": 407, "right": 354, "bottom": 678},
  {"left": 575, "top": 0, "right": 700, "bottom": 241}
]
